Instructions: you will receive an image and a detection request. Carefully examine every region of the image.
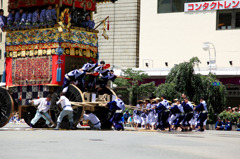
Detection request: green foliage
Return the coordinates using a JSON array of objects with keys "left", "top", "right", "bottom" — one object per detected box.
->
[
  {"left": 155, "top": 83, "right": 178, "bottom": 101},
  {"left": 166, "top": 56, "right": 201, "bottom": 100},
  {"left": 138, "top": 82, "right": 155, "bottom": 97},
  {"left": 114, "top": 68, "right": 155, "bottom": 105},
  {"left": 155, "top": 57, "right": 227, "bottom": 123},
  {"left": 218, "top": 111, "right": 240, "bottom": 124}
]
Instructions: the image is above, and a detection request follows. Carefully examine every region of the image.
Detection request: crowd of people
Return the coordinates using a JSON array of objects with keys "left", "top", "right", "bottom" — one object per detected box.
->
[
  {"left": 62, "top": 60, "right": 125, "bottom": 93},
  {"left": 7, "top": 59, "right": 240, "bottom": 132},
  {"left": 9, "top": 112, "right": 25, "bottom": 124},
  {"left": 27, "top": 60, "right": 126, "bottom": 130},
  {"left": 0, "top": 6, "right": 95, "bottom": 31},
  {"left": 215, "top": 105, "right": 240, "bottom": 131},
  {"left": 124, "top": 94, "right": 208, "bottom": 132},
  {"left": 224, "top": 106, "right": 240, "bottom": 113}
]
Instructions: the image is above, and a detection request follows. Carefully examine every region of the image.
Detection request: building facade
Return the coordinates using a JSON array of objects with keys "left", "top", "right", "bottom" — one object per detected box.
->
[
  {"left": 139, "top": 0, "right": 240, "bottom": 106},
  {"left": 140, "top": 0, "right": 240, "bottom": 69},
  {"left": 94, "top": 0, "right": 140, "bottom": 68}
]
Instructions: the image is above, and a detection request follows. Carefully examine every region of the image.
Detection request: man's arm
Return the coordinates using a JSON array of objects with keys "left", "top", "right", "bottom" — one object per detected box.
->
[
  {"left": 56, "top": 99, "right": 62, "bottom": 105},
  {"left": 29, "top": 99, "right": 41, "bottom": 105}
]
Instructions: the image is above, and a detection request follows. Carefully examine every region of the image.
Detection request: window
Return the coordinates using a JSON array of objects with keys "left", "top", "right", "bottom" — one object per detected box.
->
[
  {"left": 235, "top": 10, "right": 240, "bottom": 28},
  {"left": 217, "top": 9, "right": 240, "bottom": 30},
  {"left": 158, "top": 0, "right": 172, "bottom": 13},
  {"left": 0, "top": 32, "right": 2, "bottom": 42},
  {"left": 0, "top": 49, "right": 1, "bottom": 59},
  {"left": 158, "top": 0, "right": 185, "bottom": 13},
  {"left": 172, "top": 0, "right": 185, "bottom": 12},
  {"left": 158, "top": 0, "right": 216, "bottom": 13}
]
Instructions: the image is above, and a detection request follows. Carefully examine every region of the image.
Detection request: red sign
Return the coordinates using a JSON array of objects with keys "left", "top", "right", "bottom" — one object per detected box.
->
[{"left": 185, "top": 0, "right": 240, "bottom": 12}]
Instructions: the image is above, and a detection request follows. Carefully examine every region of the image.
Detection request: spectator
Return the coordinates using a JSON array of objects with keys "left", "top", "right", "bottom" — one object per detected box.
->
[
  {"left": 14, "top": 8, "right": 24, "bottom": 29},
  {"left": 46, "top": 5, "right": 56, "bottom": 26},
  {"left": 228, "top": 107, "right": 232, "bottom": 112},
  {"left": 236, "top": 107, "right": 239, "bottom": 113},
  {"left": 26, "top": 12, "right": 33, "bottom": 29},
  {"left": 7, "top": 10, "right": 15, "bottom": 30},
  {"left": 123, "top": 110, "right": 130, "bottom": 123},
  {"left": 32, "top": 8, "right": 40, "bottom": 28},
  {"left": 76, "top": 18, "right": 82, "bottom": 28},
  {"left": 127, "top": 114, "right": 134, "bottom": 127},
  {"left": 39, "top": 8, "right": 46, "bottom": 27},
  {"left": 0, "top": 9, "right": 7, "bottom": 31},
  {"left": 237, "top": 117, "right": 240, "bottom": 131},
  {"left": 82, "top": 15, "right": 95, "bottom": 30},
  {"left": 215, "top": 118, "right": 224, "bottom": 130},
  {"left": 224, "top": 119, "right": 232, "bottom": 131}
]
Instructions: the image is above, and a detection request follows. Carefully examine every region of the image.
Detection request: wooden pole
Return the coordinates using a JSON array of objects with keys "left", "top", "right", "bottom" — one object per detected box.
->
[
  {"left": 93, "top": 16, "right": 109, "bottom": 30},
  {"left": 70, "top": 101, "right": 150, "bottom": 111}
]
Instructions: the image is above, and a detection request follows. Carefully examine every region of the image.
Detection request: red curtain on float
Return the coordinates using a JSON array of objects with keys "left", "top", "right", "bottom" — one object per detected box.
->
[
  {"left": 8, "top": 0, "right": 96, "bottom": 11},
  {"left": 51, "top": 55, "right": 65, "bottom": 86},
  {"left": 8, "top": 0, "right": 60, "bottom": 9},
  {"left": 5, "top": 58, "right": 12, "bottom": 87},
  {"left": 5, "top": 55, "right": 65, "bottom": 87}
]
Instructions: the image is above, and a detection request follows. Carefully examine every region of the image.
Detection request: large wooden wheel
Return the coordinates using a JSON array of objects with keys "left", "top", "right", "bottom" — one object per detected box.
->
[
  {"left": 93, "top": 87, "right": 117, "bottom": 129},
  {"left": 0, "top": 87, "right": 14, "bottom": 128},
  {"left": 21, "top": 106, "right": 47, "bottom": 128},
  {"left": 50, "top": 84, "right": 84, "bottom": 129}
]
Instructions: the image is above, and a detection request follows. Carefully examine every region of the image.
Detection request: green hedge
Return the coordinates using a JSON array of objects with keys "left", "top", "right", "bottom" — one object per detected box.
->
[{"left": 218, "top": 111, "right": 240, "bottom": 124}]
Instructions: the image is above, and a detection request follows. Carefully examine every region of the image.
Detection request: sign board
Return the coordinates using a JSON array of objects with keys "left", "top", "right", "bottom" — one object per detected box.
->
[
  {"left": 184, "top": 0, "right": 240, "bottom": 12},
  {"left": 226, "top": 84, "right": 240, "bottom": 97}
]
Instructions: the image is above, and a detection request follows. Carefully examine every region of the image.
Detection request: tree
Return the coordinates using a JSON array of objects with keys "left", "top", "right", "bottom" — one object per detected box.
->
[
  {"left": 155, "top": 57, "right": 227, "bottom": 123},
  {"left": 113, "top": 68, "right": 155, "bottom": 105}
]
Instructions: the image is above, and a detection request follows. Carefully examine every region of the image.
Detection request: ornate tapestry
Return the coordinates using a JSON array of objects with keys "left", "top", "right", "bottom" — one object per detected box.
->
[
  {"left": 11, "top": 56, "right": 52, "bottom": 85},
  {"left": 5, "top": 28, "right": 98, "bottom": 58}
]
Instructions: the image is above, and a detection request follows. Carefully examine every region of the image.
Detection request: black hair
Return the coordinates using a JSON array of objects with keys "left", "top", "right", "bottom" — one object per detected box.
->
[
  {"left": 100, "top": 61, "right": 105, "bottom": 64},
  {"left": 110, "top": 70, "right": 114, "bottom": 72},
  {"left": 85, "top": 110, "right": 91, "bottom": 114},
  {"left": 200, "top": 97, "right": 204, "bottom": 100},
  {"left": 138, "top": 100, "right": 144, "bottom": 104},
  {"left": 118, "top": 95, "right": 122, "bottom": 99},
  {"left": 161, "top": 95, "right": 166, "bottom": 99},
  {"left": 0, "top": 9, "right": 3, "bottom": 13},
  {"left": 145, "top": 99, "right": 150, "bottom": 102},
  {"left": 89, "top": 60, "right": 94, "bottom": 64},
  {"left": 47, "top": 94, "right": 52, "bottom": 98},
  {"left": 60, "top": 92, "right": 66, "bottom": 96}
]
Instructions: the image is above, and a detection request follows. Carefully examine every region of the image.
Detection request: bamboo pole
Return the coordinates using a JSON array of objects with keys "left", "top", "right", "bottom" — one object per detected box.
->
[{"left": 70, "top": 101, "right": 150, "bottom": 111}]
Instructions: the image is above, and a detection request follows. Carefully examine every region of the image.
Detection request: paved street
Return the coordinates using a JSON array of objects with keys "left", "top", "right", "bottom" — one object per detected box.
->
[{"left": 0, "top": 123, "right": 239, "bottom": 159}]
